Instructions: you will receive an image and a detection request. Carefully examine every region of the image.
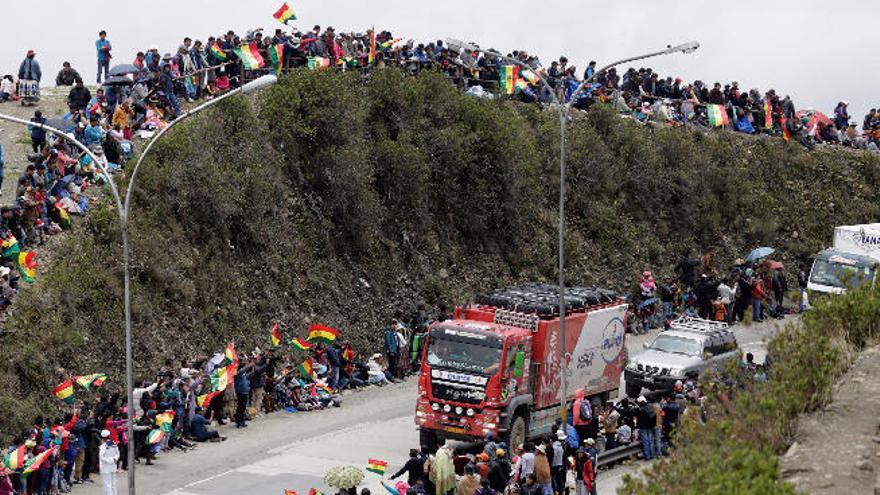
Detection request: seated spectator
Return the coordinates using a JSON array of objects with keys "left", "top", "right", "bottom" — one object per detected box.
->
[
  {"left": 189, "top": 408, "right": 224, "bottom": 442},
  {"left": 0, "top": 75, "right": 15, "bottom": 102}
]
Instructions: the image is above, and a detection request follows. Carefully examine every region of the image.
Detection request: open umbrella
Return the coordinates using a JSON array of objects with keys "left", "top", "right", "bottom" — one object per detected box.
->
[
  {"left": 796, "top": 109, "right": 834, "bottom": 135},
  {"left": 324, "top": 465, "right": 364, "bottom": 489},
  {"left": 103, "top": 75, "right": 134, "bottom": 86},
  {"left": 109, "top": 64, "right": 140, "bottom": 76},
  {"left": 745, "top": 247, "right": 775, "bottom": 263}
]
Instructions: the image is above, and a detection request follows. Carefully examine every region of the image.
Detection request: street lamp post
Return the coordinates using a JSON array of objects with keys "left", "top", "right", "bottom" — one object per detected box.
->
[
  {"left": 0, "top": 73, "right": 276, "bottom": 495},
  {"left": 446, "top": 39, "right": 699, "bottom": 421}
]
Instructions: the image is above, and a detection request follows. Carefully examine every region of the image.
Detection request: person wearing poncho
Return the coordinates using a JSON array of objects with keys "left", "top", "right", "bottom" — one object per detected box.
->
[{"left": 429, "top": 442, "right": 455, "bottom": 495}]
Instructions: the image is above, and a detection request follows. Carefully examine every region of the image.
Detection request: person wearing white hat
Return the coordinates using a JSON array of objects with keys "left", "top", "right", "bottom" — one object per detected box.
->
[
  {"left": 98, "top": 429, "right": 119, "bottom": 495},
  {"left": 551, "top": 430, "right": 566, "bottom": 495}
]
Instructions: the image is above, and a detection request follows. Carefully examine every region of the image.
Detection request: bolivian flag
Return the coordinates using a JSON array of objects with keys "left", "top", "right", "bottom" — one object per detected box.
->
[
  {"left": 297, "top": 358, "right": 314, "bottom": 380},
  {"left": 291, "top": 337, "right": 313, "bottom": 351},
  {"left": 225, "top": 341, "right": 239, "bottom": 366},
  {"left": 210, "top": 43, "right": 227, "bottom": 61},
  {"left": 273, "top": 2, "right": 296, "bottom": 24},
  {"left": 308, "top": 489, "right": 323, "bottom": 495},
  {"left": 56, "top": 204, "right": 72, "bottom": 230},
  {"left": 197, "top": 390, "right": 222, "bottom": 408},
  {"left": 1, "top": 235, "right": 19, "bottom": 259},
  {"left": 307, "top": 324, "right": 339, "bottom": 344},
  {"left": 17, "top": 250, "right": 37, "bottom": 283},
  {"left": 366, "top": 458, "right": 388, "bottom": 475},
  {"left": 342, "top": 345, "right": 355, "bottom": 362},
  {"left": 211, "top": 365, "right": 237, "bottom": 392},
  {"left": 268, "top": 44, "right": 285, "bottom": 75},
  {"left": 75, "top": 373, "right": 108, "bottom": 390},
  {"left": 307, "top": 57, "right": 330, "bottom": 71},
  {"left": 3, "top": 444, "right": 26, "bottom": 470},
  {"left": 22, "top": 446, "right": 55, "bottom": 476},
  {"left": 155, "top": 411, "right": 176, "bottom": 432},
  {"left": 146, "top": 429, "right": 165, "bottom": 445},
  {"left": 270, "top": 322, "right": 282, "bottom": 347},
  {"left": 52, "top": 379, "right": 75, "bottom": 404},
  {"left": 706, "top": 104, "right": 730, "bottom": 127},
  {"left": 234, "top": 43, "right": 265, "bottom": 70},
  {"left": 284, "top": 491, "right": 298, "bottom": 495},
  {"left": 500, "top": 65, "right": 519, "bottom": 95}
]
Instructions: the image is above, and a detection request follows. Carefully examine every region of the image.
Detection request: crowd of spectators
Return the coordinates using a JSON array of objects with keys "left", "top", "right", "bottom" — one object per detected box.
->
[{"left": 0, "top": 304, "right": 447, "bottom": 494}]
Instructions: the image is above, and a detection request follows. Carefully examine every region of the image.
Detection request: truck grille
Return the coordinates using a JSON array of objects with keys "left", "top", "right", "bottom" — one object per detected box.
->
[{"left": 431, "top": 380, "right": 486, "bottom": 404}]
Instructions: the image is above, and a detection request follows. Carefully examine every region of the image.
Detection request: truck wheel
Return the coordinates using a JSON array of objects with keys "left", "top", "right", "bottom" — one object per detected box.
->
[
  {"left": 507, "top": 412, "right": 528, "bottom": 450},
  {"left": 419, "top": 428, "right": 438, "bottom": 454},
  {"left": 625, "top": 382, "right": 641, "bottom": 398}
]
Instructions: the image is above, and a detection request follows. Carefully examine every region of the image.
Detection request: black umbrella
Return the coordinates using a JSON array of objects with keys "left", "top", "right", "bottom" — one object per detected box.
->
[{"left": 109, "top": 64, "right": 140, "bottom": 76}]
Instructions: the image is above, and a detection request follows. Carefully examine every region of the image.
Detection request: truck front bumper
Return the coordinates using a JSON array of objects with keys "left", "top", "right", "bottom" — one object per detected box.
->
[{"left": 415, "top": 397, "right": 500, "bottom": 440}]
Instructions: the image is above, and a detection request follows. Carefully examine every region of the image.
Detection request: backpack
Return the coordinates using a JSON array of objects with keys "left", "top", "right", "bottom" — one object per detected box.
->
[{"left": 579, "top": 401, "right": 592, "bottom": 422}]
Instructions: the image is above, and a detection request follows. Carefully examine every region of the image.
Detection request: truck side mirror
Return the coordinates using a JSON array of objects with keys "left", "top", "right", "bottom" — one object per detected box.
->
[{"left": 513, "top": 351, "right": 525, "bottom": 378}]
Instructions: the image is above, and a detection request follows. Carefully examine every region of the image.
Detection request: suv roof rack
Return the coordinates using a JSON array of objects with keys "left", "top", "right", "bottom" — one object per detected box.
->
[
  {"left": 474, "top": 283, "right": 618, "bottom": 318},
  {"left": 669, "top": 316, "right": 731, "bottom": 338}
]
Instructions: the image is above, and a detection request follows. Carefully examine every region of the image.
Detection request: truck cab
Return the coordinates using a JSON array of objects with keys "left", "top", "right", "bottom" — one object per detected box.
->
[
  {"left": 808, "top": 249, "right": 878, "bottom": 295},
  {"left": 808, "top": 224, "right": 880, "bottom": 295},
  {"left": 415, "top": 284, "right": 627, "bottom": 451}
]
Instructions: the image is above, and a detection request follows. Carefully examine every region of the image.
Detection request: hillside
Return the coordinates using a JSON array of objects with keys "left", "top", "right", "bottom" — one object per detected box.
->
[{"left": 1, "top": 68, "right": 879, "bottom": 436}]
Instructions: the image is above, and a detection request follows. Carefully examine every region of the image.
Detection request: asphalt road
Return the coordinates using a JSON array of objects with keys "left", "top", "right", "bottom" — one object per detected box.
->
[{"left": 74, "top": 316, "right": 794, "bottom": 495}]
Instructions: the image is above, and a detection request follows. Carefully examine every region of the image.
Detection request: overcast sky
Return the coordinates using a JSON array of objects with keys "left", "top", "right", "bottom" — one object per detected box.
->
[{"left": 2, "top": 1, "right": 878, "bottom": 119}]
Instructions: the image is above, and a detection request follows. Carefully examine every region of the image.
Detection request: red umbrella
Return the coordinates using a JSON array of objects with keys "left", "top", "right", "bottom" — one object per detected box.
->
[{"left": 796, "top": 109, "right": 833, "bottom": 134}]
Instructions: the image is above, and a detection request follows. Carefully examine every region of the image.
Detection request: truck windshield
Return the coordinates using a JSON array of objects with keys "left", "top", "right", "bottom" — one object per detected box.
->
[
  {"left": 810, "top": 257, "right": 876, "bottom": 289},
  {"left": 651, "top": 334, "right": 702, "bottom": 356},
  {"left": 426, "top": 331, "right": 502, "bottom": 375}
]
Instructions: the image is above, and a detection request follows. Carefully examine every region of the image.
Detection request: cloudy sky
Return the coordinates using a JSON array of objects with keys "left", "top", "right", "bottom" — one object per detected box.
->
[{"left": 1, "top": 0, "right": 877, "bottom": 119}]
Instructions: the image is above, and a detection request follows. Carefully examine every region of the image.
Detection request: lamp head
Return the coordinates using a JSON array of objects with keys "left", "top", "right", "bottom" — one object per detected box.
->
[{"left": 242, "top": 74, "right": 277, "bottom": 94}]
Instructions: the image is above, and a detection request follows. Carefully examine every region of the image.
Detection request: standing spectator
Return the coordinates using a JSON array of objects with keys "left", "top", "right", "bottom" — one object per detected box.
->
[
  {"left": 17, "top": 50, "right": 41, "bottom": 105},
  {"left": 635, "top": 396, "right": 656, "bottom": 460},
  {"left": 571, "top": 388, "right": 593, "bottom": 444},
  {"left": 55, "top": 62, "right": 81, "bottom": 86},
  {"left": 384, "top": 320, "right": 401, "bottom": 379},
  {"left": 161, "top": 64, "right": 179, "bottom": 119},
  {"left": 96, "top": 30, "right": 112, "bottom": 84},
  {"left": 772, "top": 267, "right": 787, "bottom": 309},
  {"left": 674, "top": 249, "right": 700, "bottom": 289},
  {"left": 551, "top": 431, "right": 566, "bottom": 495},
  {"left": 751, "top": 276, "right": 766, "bottom": 322},
  {"left": 98, "top": 429, "right": 118, "bottom": 495},
  {"left": 0, "top": 142, "right": 4, "bottom": 192},
  {"left": 833, "top": 102, "right": 850, "bottom": 130},
  {"left": 533, "top": 445, "right": 552, "bottom": 495},
  {"left": 574, "top": 448, "right": 595, "bottom": 495},
  {"left": 797, "top": 262, "right": 809, "bottom": 313},
  {"left": 234, "top": 358, "right": 253, "bottom": 428},
  {"left": 29, "top": 110, "right": 47, "bottom": 153}
]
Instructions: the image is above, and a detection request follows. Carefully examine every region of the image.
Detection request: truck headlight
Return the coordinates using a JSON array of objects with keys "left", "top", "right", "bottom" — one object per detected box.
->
[
  {"left": 431, "top": 403, "right": 440, "bottom": 412},
  {"left": 443, "top": 404, "right": 452, "bottom": 413},
  {"left": 455, "top": 406, "right": 463, "bottom": 415},
  {"left": 466, "top": 408, "right": 475, "bottom": 417}
]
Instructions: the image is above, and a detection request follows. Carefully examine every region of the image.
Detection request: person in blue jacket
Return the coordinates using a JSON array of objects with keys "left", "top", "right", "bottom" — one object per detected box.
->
[{"left": 96, "top": 30, "right": 112, "bottom": 84}]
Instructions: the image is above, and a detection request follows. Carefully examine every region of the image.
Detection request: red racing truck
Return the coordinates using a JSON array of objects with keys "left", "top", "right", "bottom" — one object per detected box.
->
[{"left": 415, "top": 284, "right": 627, "bottom": 450}]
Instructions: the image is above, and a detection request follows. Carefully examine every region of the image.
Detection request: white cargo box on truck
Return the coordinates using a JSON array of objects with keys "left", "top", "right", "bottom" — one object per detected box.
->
[{"left": 833, "top": 224, "right": 880, "bottom": 262}]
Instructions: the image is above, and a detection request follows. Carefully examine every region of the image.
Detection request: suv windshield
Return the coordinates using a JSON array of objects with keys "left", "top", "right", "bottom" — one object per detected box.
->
[
  {"left": 427, "top": 329, "right": 502, "bottom": 375},
  {"left": 810, "top": 257, "right": 876, "bottom": 289},
  {"left": 651, "top": 334, "right": 702, "bottom": 356}
]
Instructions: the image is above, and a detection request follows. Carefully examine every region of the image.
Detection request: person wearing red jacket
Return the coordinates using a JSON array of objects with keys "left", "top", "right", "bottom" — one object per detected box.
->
[
  {"left": 574, "top": 448, "right": 595, "bottom": 495},
  {"left": 751, "top": 277, "right": 767, "bottom": 322}
]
